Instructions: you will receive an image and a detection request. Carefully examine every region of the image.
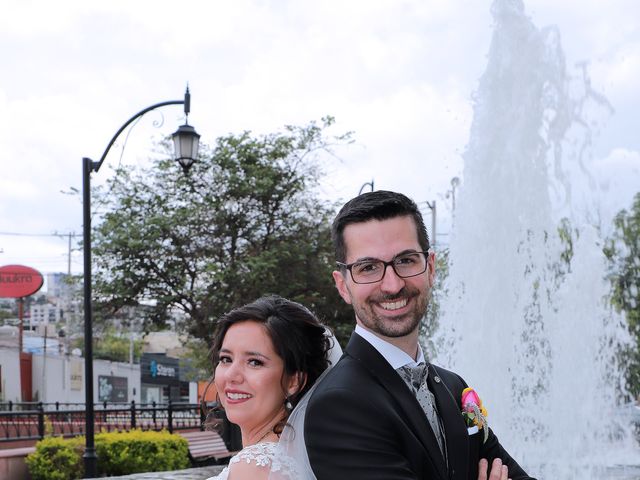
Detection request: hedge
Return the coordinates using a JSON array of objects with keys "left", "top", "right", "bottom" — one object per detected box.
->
[
  {"left": 25, "top": 436, "right": 84, "bottom": 480},
  {"left": 26, "top": 430, "right": 190, "bottom": 480}
]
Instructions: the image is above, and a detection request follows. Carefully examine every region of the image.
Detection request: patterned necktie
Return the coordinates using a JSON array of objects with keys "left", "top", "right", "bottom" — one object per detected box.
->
[{"left": 397, "top": 363, "right": 445, "bottom": 457}]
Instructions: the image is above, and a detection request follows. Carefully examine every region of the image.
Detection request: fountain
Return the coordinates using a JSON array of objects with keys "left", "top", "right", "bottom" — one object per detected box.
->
[{"left": 434, "top": 1, "right": 640, "bottom": 478}]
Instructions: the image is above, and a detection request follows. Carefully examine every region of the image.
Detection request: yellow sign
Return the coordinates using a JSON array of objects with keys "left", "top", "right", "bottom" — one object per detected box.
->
[{"left": 70, "top": 360, "right": 83, "bottom": 390}]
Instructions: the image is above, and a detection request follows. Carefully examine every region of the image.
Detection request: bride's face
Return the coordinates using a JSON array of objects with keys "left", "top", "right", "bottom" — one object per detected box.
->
[{"left": 214, "top": 320, "right": 294, "bottom": 437}]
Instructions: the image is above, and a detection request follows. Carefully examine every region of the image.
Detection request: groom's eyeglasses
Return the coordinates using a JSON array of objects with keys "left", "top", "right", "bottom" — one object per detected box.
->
[{"left": 337, "top": 251, "right": 430, "bottom": 284}]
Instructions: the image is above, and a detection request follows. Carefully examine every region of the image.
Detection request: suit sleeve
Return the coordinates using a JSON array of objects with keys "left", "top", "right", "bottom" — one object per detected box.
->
[
  {"left": 476, "top": 428, "right": 535, "bottom": 480},
  {"left": 305, "top": 384, "right": 433, "bottom": 480}
]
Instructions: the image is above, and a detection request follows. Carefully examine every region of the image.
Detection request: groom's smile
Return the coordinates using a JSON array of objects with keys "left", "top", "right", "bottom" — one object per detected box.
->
[{"left": 380, "top": 298, "right": 408, "bottom": 311}]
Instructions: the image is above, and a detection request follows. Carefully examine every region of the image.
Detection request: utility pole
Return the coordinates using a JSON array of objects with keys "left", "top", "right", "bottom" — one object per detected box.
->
[
  {"left": 423, "top": 201, "right": 436, "bottom": 248},
  {"left": 68, "top": 233, "right": 72, "bottom": 276}
]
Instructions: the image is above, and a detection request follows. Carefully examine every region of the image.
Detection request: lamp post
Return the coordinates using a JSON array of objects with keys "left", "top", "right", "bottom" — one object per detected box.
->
[
  {"left": 445, "top": 176, "right": 460, "bottom": 213},
  {"left": 358, "top": 179, "right": 375, "bottom": 195},
  {"left": 81, "top": 88, "right": 199, "bottom": 478}
]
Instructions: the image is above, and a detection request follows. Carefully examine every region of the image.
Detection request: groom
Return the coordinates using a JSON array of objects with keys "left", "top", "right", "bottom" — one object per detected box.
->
[{"left": 304, "top": 190, "right": 535, "bottom": 480}]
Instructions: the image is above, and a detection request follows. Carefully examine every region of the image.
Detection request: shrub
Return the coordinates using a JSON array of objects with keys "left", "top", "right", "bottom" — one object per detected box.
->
[
  {"left": 25, "top": 436, "right": 84, "bottom": 480},
  {"left": 95, "top": 429, "right": 190, "bottom": 476},
  {"left": 26, "top": 430, "right": 189, "bottom": 480}
]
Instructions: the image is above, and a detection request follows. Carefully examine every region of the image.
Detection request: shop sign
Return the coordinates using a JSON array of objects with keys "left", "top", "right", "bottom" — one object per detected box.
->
[
  {"left": 0, "top": 265, "right": 44, "bottom": 298},
  {"left": 98, "top": 375, "right": 128, "bottom": 402}
]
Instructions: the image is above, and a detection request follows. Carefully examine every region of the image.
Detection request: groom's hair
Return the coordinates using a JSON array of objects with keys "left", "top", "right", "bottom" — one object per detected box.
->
[
  {"left": 210, "top": 295, "right": 331, "bottom": 409},
  {"left": 332, "top": 190, "right": 430, "bottom": 263}
]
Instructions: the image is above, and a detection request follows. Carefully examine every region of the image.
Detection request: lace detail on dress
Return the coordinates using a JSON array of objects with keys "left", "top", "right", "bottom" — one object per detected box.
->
[{"left": 205, "top": 442, "right": 299, "bottom": 480}]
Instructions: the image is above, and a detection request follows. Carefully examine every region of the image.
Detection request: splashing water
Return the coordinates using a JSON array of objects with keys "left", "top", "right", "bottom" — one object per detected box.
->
[{"left": 434, "top": 1, "right": 639, "bottom": 478}]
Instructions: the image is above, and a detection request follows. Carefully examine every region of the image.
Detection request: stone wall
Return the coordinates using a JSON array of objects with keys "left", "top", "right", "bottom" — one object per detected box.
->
[
  {"left": 0, "top": 447, "right": 224, "bottom": 480},
  {"left": 93, "top": 465, "right": 225, "bottom": 479}
]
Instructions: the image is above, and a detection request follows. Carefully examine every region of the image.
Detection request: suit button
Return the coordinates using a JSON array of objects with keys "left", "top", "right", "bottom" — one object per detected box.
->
[{"left": 434, "top": 376, "right": 441, "bottom": 383}]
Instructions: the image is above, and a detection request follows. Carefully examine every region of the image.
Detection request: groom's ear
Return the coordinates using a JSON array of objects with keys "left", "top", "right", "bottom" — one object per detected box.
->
[{"left": 332, "top": 270, "right": 352, "bottom": 305}]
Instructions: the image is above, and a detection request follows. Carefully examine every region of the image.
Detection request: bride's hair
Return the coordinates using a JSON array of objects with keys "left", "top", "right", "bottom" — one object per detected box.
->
[{"left": 204, "top": 295, "right": 333, "bottom": 431}]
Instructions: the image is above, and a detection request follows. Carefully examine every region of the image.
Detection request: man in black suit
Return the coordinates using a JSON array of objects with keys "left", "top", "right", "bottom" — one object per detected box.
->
[{"left": 304, "top": 191, "right": 535, "bottom": 480}]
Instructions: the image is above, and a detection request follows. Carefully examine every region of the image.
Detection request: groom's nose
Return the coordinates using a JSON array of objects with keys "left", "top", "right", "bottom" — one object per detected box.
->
[{"left": 379, "top": 264, "right": 405, "bottom": 294}]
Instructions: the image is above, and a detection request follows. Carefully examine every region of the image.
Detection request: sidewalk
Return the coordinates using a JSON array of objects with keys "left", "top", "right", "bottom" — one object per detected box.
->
[{"left": 94, "top": 465, "right": 225, "bottom": 479}]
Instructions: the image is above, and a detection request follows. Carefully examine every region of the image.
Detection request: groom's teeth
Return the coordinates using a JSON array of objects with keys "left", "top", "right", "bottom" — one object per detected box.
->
[
  {"left": 227, "top": 392, "right": 252, "bottom": 400},
  {"left": 381, "top": 299, "right": 407, "bottom": 310}
]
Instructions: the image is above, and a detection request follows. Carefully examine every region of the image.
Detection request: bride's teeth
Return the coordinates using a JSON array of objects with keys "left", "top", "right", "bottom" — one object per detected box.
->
[
  {"left": 227, "top": 392, "right": 252, "bottom": 400},
  {"left": 381, "top": 299, "right": 407, "bottom": 310}
]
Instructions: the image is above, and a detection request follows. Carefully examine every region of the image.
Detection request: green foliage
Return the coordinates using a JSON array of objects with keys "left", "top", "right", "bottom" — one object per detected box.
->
[
  {"left": 91, "top": 117, "right": 354, "bottom": 347},
  {"left": 557, "top": 217, "right": 576, "bottom": 273},
  {"left": 95, "top": 429, "right": 189, "bottom": 475},
  {"left": 26, "top": 436, "right": 84, "bottom": 480},
  {"left": 181, "top": 337, "right": 214, "bottom": 380},
  {"left": 70, "top": 327, "right": 142, "bottom": 363},
  {"left": 26, "top": 431, "right": 189, "bottom": 480},
  {"left": 605, "top": 192, "right": 640, "bottom": 399},
  {"left": 94, "top": 329, "right": 142, "bottom": 363},
  {"left": 421, "top": 247, "right": 449, "bottom": 358}
]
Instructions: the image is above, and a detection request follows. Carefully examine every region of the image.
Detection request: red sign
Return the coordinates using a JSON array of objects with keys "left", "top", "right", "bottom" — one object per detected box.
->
[{"left": 0, "top": 265, "right": 44, "bottom": 298}]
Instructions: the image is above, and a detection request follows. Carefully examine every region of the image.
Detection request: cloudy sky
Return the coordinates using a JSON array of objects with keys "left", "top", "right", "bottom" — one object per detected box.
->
[{"left": 1, "top": 0, "right": 638, "bottom": 283}]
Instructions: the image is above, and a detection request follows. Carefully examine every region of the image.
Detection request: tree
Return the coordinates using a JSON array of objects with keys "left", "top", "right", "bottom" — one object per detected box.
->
[
  {"left": 421, "top": 247, "right": 449, "bottom": 358},
  {"left": 605, "top": 192, "right": 640, "bottom": 399},
  {"left": 71, "top": 328, "right": 142, "bottom": 363},
  {"left": 91, "top": 117, "right": 354, "bottom": 350}
]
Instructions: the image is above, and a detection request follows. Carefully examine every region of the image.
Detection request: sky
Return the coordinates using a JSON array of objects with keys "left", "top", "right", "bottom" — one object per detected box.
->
[{"left": 1, "top": 0, "right": 639, "bottom": 286}]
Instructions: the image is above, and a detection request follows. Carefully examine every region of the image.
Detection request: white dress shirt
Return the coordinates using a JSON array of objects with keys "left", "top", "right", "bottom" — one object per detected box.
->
[{"left": 354, "top": 324, "right": 426, "bottom": 370}]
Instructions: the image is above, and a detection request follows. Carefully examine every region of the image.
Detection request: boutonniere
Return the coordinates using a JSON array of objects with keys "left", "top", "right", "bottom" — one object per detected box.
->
[{"left": 461, "top": 387, "right": 489, "bottom": 443}]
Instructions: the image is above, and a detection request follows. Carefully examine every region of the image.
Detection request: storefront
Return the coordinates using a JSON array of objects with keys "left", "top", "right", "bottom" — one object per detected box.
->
[{"left": 140, "top": 353, "right": 189, "bottom": 403}]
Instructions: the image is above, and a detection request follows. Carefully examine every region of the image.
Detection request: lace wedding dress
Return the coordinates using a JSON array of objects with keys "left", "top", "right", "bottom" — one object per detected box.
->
[{"left": 205, "top": 441, "right": 300, "bottom": 480}]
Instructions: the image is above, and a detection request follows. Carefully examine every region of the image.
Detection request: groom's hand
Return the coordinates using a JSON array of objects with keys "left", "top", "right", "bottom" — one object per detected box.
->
[{"left": 478, "top": 458, "right": 510, "bottom": 480}]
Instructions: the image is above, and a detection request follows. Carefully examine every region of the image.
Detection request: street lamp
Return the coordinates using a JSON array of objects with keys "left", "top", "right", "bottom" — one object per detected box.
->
[
  {"left": 358, "top": 179, "right": 375, "bottom": 195},
  {"left": 81, "top": 87, "right": 199, "bottom": 478},
  {"left": 445, "top": 176, "right": 460, "bottom": 213}
]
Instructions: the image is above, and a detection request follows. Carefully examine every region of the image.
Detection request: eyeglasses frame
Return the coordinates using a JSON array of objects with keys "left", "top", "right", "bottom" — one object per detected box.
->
[{"left": 336, "top": 250, "right": 431, "bottom": 284}]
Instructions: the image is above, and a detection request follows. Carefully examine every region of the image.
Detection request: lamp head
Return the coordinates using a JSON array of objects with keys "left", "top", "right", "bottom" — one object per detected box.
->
[{"left": 172, "top": 123, "right": 200, "bottom": 173}]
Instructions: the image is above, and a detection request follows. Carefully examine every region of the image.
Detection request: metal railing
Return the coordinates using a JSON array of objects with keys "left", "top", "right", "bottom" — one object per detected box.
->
[{"left": 0, "top": 401, "right": 205, "bottom": 443}]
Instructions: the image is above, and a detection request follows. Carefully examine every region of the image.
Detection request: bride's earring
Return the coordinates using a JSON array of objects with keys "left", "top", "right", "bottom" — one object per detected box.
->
[{"left": 285, "top": 396, "right": 293, "bottom": 411}]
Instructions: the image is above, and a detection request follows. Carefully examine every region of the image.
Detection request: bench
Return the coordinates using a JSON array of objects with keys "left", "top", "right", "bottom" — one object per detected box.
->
[{"left": 178, "top": 430, "right": 235, "bottom": 465}]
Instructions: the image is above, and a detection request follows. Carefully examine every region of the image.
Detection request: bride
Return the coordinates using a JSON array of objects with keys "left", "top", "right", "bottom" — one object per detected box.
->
[{"left": 204, "top": 295, "right": 341, "bottom": 480}]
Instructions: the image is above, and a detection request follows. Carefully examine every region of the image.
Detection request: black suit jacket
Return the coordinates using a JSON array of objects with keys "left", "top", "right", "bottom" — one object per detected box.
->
[{"left": 305, "top": 333, "right": 535, "bottom": 480}]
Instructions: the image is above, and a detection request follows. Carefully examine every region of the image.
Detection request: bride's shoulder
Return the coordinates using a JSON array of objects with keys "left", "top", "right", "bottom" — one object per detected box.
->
[
  {"left": 233, "top": 442, "right": 279, "bottom": 466},
  {"left": 226, "top": 442, "right": 279, "bottom": 480},
  {"left": 225, "top": 442, "right": 300, "bottom": 480}
]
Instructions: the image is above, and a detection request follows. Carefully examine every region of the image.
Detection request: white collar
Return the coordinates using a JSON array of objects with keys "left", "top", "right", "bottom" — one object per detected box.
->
[{"left": 354, "top": 324, "right": 425, "bottom": 370}]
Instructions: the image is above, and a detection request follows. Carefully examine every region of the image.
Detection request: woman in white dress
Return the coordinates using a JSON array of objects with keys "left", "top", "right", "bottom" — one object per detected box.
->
[{"left": 204, "top": 295, "right": 338, "bottom": 480}]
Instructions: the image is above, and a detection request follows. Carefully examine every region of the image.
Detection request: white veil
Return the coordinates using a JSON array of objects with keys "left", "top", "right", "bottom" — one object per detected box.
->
[{"left": 267, "top": 328, "right": 343, "bottom": 480}]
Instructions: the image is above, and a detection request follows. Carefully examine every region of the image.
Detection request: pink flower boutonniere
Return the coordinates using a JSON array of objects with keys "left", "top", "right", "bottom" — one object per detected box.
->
[{"left": 461, "top": 387, "right": 489, "bottom": 443}]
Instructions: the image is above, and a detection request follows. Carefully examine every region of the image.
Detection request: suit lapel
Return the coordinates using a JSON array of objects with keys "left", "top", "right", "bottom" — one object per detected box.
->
[
  {"left": 429, "top": 365, "right": 469, "bottom": 480},
  {"left": 345, "top": 333, "right": 449, "bottom": 480}
]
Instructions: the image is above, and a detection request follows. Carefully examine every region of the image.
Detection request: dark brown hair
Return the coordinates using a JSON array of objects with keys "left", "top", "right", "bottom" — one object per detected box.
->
[
  {"left": 331, "top": 190, "right": 430, "bottom": 263},
  {"left": 209, "top": 295, "right": 331, "bottom": 410}
]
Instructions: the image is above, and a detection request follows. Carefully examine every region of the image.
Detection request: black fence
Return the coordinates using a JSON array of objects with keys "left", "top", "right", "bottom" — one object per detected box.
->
[{"left": 0, "top": 401, "right": 205, "bottom": 443}]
